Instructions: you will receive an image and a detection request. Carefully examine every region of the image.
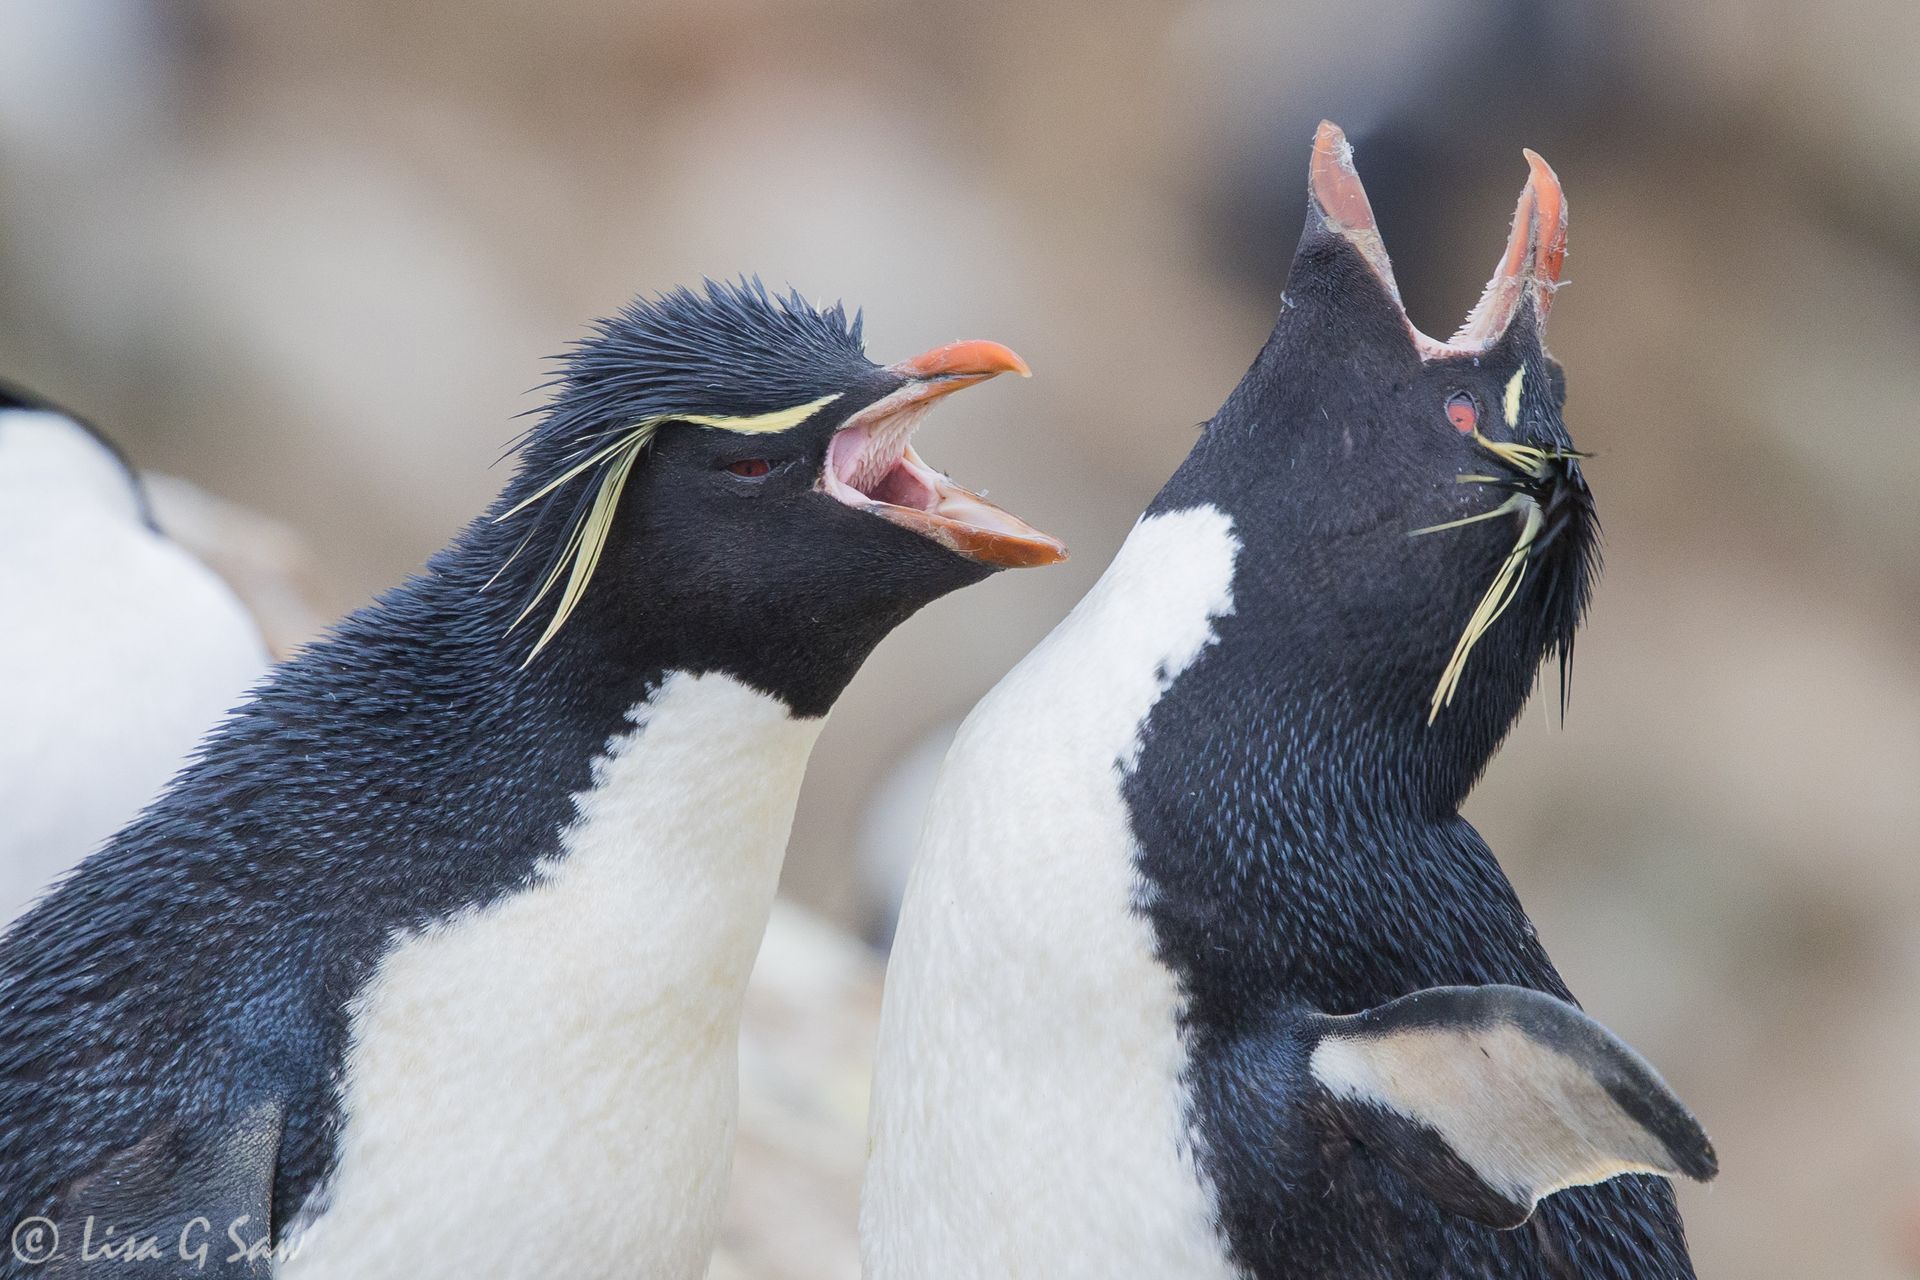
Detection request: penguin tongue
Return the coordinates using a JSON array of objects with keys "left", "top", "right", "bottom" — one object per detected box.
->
[{"left": 818, "top": 341, "right": 1067, "bottom": 569}]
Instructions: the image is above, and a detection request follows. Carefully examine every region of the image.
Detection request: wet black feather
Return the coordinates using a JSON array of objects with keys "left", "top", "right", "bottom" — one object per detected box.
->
[
  {"left": 1124, "top": 215, "right": 1693, "bottom": 1278},
  {"left": 0, "top": 278, "right": 985, "bottom": 1271}
]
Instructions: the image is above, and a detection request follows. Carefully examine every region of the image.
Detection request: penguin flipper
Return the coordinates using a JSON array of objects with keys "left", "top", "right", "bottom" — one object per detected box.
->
[
  {"left": 1304, "top": 984, "right": 1717, "bottom": 1230},
  {"left": 48, "top": 1098, "right": 284, "bottom": 1278}
]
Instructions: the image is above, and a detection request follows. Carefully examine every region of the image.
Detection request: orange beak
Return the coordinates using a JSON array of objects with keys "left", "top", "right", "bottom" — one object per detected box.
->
[
  {"left": 1453, "top": 147, "right": 1568, "bottom": 349},
  {"left": 888, "top": 339, "right": 1032, "bottom": 385},
  {"left": 817, "top": 339, "right": 1065, "bottom": 570},
  {"left": 1308, "top": 120, "right": 1569, "bottom": 359}
]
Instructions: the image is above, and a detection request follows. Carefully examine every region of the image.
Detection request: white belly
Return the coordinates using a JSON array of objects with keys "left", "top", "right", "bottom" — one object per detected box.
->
[
  {"left": 279, "top": 672, "right": 822, "bottom": 1280},
  {"left": 862, "top": 507, "right": 1245, "bottom": 1280}
]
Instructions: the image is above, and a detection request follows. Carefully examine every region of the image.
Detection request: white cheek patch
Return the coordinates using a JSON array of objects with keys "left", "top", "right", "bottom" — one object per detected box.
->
[{"left": 1308, "top": 984, "right": 1716, "bottom": 1228}]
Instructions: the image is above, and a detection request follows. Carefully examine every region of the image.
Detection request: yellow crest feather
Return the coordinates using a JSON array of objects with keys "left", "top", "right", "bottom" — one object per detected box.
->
[
  {"left": 1502, "top": 367, "right": 1526, "bottom": 428},
  {"left": 679, "top": 394, "right": 840, "bottom": 435},
  {"left": 1416, "top": 417, "right": 1586, "bottom": 723},
  {"left": 498, "top": 393, "right": 842, "bottom": 664},
  {"left": 1426, "top": 500, "right": 1544, "bottom": 723}
]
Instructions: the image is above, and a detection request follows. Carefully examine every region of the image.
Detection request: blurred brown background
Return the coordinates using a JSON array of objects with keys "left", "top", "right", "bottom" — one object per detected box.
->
[{"left": 1, "top": 1, "right": 1915, "bottom": 1275}]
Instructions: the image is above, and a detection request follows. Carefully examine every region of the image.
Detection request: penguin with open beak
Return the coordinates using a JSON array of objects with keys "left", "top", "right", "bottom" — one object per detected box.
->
[
  {"left": 0, "top": 279, "right": 1060, "bottom": 1279},
  {"left": 0, "top": 383, "right": 268, "bottom": 922},
  {"left": 863, "top": 126, "right": 1713, "bottom": 1279}
]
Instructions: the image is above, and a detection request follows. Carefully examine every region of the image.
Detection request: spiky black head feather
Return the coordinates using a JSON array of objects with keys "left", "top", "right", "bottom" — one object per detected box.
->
[
  {"left": 521, "top": 278, "right": 874, "bottom": 462},
  {"left": 483, "top": 279, "right": 892, "bottom": 665}
]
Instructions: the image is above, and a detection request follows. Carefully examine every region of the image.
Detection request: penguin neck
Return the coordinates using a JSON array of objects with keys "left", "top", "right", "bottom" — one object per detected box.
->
[
  {"left": 1141, "top": 502, "right": 1544, "bottom": 823},
  {"left": 1143, "top": 585, "right": 1536, "bottom": 833},
  {"left": 347, "top": 512, "right": 885, "bottom": 736},
  {"left": 1185, "top": 641, "right": 1531, "bottom": 824},
  {"left": 1111, "top": 509, "right": 1551, "bottom": 1008},
  {"left": 1131, "top": 651, "right": 1496, "bottom": 881},
  {"left": 1128, "top": 643, "right": 1553, "bottom": 1010},
  {"left": 280, "top": 516, "right": 842, "bottom": 921}
]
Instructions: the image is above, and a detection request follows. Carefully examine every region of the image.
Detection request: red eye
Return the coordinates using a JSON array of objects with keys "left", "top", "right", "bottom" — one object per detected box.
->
[
  {"left": 725, "top": 458, "right": 772, "bottom": 478},
  {"left": 1445, "top": 392, "right": 1478, "bottom": 434}
]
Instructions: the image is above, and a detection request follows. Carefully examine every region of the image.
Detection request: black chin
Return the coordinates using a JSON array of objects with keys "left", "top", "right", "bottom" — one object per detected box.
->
[{"left": 1526, "top": 458, "right": 1601, "bottom": 718}]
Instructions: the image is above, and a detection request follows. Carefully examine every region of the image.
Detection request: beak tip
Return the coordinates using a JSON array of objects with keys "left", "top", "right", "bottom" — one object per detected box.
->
[
  {"left": 891, "top": 339, "right": 1030, "bottom": 383},
  {"left": 1450, "top": 145, "right": 1571, "bottom": 350},
  {"left": 1520, "top": 148, "right": 1568, "bottom": 289},
  {"left": 1307, "top": 119, "right": 1366, "bottom": 224},
  {"left": 1313, "top": 119, "right": 1350, "bottom": 160},
  {"left": 1303, "top": 118, "right": 1405, "bottom": 310}
]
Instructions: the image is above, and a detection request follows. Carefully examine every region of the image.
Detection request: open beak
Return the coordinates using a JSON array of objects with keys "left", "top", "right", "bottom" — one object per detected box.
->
[
  {"left": 1308, "top": 120, "right": 1567, "bottom": 359},
  {"left": 817, "top": 339, "right": 1068, "bottom": 568}
]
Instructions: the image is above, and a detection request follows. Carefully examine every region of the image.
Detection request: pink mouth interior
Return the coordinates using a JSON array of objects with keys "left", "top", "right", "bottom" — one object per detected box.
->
[
  {"left": 824, "top": 399, "right": 942, "bottom": 509},
  {"left": 817, "top": 389, "right": 1037, "bottom": 538}
]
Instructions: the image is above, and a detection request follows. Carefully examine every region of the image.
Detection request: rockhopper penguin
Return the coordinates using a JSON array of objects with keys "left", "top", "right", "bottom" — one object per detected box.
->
[
  {"left": 0, "top": 280, "right": 1063, "bottom": 1279},
  {"left": 863, "top": 125, "right": 1715, "bottom": 1279},
  {"left": 0, "top": 384, "right": 267, "bottom": 923}
]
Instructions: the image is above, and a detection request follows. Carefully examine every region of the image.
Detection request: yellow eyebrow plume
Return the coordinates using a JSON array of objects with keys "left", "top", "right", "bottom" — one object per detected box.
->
[
  {"left": 497, "top": 392, "right": 842, "bottom": 664},
  {"left": 1418, "top": 375, "right": 1589, "bottom": 722},
  {"left": 1428, "top": 499, "right": 1545, "bottom": 724},
  {"left": 680, "top": 394, "right": 840, "bottom": 435}
]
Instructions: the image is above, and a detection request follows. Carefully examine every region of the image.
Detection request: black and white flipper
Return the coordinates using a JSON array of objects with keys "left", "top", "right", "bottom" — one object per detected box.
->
[
  {"left": 1305, "top": 985, "right": 1718, "bottom": 1230},
  {"left": 46, "top": 1097, "right": 285, "bottom": 1278}
]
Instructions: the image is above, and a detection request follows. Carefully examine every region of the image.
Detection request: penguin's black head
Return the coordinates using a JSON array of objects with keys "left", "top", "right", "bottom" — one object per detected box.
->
[
  {"left": 487, "top": 279, "right": 1063, "bottom": 711},
  {"left": 1169, "top": 123, "right": 1597, "bottom": 786}
]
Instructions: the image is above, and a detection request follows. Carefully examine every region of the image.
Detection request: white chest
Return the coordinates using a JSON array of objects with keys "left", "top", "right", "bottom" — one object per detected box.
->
[
  {"left": 862, "top": 507, "right": 1245, "bottom": 1280},
  {"left": 279, "top": 672, "right": 822, "bottom": 1280}
]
